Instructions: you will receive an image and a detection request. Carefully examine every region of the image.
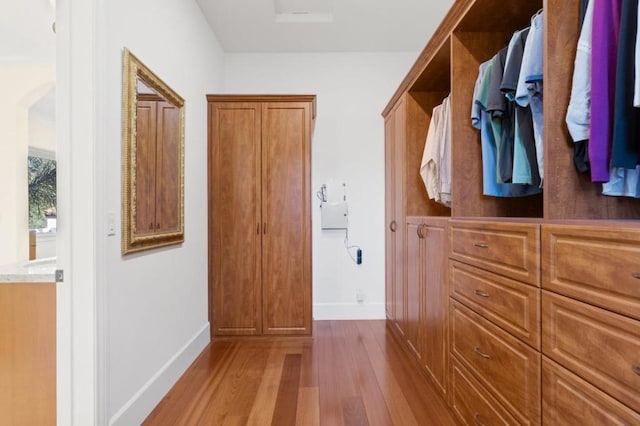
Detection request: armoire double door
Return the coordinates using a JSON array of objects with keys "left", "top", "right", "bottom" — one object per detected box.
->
[{"left": 208, "top": 95, "right": 315, "bottom": 336}]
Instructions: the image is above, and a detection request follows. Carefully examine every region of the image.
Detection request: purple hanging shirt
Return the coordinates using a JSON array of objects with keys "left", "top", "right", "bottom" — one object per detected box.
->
[{"left": 589, "top": 0, "right": 622, "bottom": 182}]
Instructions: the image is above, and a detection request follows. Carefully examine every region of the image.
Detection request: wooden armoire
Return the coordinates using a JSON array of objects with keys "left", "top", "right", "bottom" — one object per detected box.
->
[{"left": 207, "top": 95, "right": 315, "bottom": 336}]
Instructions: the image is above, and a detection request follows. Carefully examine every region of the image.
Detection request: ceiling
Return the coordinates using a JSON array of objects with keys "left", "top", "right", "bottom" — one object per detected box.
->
[
  {"left": 1, "top": 0, "right": 455, "bottom": 59},
  {"left": 196, "top": 0, "right": 455, "bottom": 52}
]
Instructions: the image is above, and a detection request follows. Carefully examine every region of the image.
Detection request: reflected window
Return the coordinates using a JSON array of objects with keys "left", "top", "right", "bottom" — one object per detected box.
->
[{"left": 28, "top": 148, "right": 56, "bottom": 233}]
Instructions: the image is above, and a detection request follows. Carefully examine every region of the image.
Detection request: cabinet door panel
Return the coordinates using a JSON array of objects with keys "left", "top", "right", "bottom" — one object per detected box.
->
[
  {"left": 406, "top": 219, "right": 422, "bottom": 357},
  {"left": 393, "top": 98, "right": 406, "bottom": 336},
  {"left": 135, "top": 99, "right": 157, "bottom": 236},
  {"left": 262, "top": 102, "right": 311, "bottom": 335},
  {"left": 155, "top": 101, "right": 180, "bottom": 233},
  {"left": 211, "top": 103, "right": 262, "bottom": 335},
  {"left": 422, "top": 220, "right": 447, "bottom": 395},
  {"left": 385, "top": 114, "right": 396, "bottom": 321}
]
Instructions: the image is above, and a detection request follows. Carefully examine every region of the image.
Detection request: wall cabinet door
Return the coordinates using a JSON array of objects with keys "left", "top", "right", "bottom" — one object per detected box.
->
[
  {"left": 421, "top": 218, "right": 448, "bottom": 396},
  {"left": 406, "top": 217, "right": 449, "bottom": 396},
  {"left": 386, "top": 98, "right": 406, "bottom": 336},
  {"left": 406, "top": 219, "right": 422, "bottom": 357},
  {"left": 209, "top": 96, "right": 314, "bottom": 337},
  {"left": 261, "top": 102, "right": 312, "bottom": 335},
  {"left": 385, "top": 114, "right": 396, "bottom": 321},
  {"left": 210, "top": 102, "right": 263, "bottom": 336}
]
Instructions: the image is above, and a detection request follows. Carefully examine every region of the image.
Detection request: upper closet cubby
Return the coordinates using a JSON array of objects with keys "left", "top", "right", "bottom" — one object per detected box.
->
[
  {"left": 450, "top": 0, "right": 543, "bottom": 218},
  {"left": 545, "top": 0, "right": 640, "bottom": 220}
]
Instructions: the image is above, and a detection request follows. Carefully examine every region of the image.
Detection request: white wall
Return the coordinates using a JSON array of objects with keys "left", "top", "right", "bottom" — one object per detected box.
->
[
  {"left": 223, "top": 52, "right": 416, "bottom": 319},
  {"left": 0, "top": 65, "right": 54, "bottom": 266},
  {"left": 100, "top": 0, "right": 224, "bottom": 424}
]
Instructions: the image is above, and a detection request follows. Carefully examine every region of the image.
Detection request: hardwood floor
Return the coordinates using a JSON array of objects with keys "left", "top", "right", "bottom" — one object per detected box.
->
[{"left": 144, "top": 320, "right": 456, "bottom": 425}]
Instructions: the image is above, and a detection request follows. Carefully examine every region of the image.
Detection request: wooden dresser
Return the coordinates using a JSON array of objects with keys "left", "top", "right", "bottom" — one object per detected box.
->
[
  {"left": 382, "top": 0, "right": 640, "bottom": 424},
  {"left": 449, "top": 220, "right": 541, "bottom": 425}
]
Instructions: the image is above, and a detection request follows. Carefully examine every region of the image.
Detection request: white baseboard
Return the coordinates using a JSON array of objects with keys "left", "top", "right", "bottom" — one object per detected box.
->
[
  {"left": 313, "top": 302, "right": 385, "bottom": 320},
  {"left": 108, "top": 323, "right": 210, "bottom": 426}
]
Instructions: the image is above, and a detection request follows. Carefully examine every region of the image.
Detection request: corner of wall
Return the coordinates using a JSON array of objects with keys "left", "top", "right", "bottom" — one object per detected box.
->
[{"left": 108, "top": 323, "right": 210, "bottom": 426}]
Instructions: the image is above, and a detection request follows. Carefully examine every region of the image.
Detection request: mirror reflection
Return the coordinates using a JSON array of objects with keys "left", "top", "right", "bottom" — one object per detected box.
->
[{"left": 122, "top": 48, "right": 184, "bottom": 254}]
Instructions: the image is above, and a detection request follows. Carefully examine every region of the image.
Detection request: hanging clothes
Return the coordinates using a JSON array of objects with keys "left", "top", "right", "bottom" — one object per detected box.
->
[
  {"left": 611, "top": 0, "right": 640, "bottom": 170},
  {"left": 604, "top": 0, "right": 640, "bottom": 198},
  {"left": 589, "top": 0, "right": 621, "bottom": 183},
  {"left": 472, "top": 60, "right": 541, "bottom": 198},
  {"left": 566, "top": 0, "right": 594, "bottom": 174},
  {"left": 420, "top": 94, "right": 452, "bottom": 207},
  {"left": 487, "top": 47, "right": 515, "bottom": 183},
  {"left": 516, "top": 11, "right": 544, "bottom": 183},
  {"left": 501, "top": 27, "right": 540, "bottom": 186}
]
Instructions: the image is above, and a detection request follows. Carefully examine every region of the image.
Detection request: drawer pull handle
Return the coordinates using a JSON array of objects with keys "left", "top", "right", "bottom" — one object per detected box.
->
[
  {"left": 474, "top": 413, "right": 486, "bottom": 426},
  {"left": 474, "top": 290, "right": 490, "bottom": 298},
  {"left": 474, "top": 243, "right": 489, "bottom": 249},
  {"left": 474, "top": 347, "right": 491, "bottom": 359},
  {"left": 632, "top": 272, "right": 640, "bottom": 280},
  {"left": 633, "top": 364, "right": 640, "bottom": 376}
]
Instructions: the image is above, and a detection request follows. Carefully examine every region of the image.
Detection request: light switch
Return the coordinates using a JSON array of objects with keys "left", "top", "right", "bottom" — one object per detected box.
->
[{"left": 107, "top": 211, "right": 116, "bottom": 236}]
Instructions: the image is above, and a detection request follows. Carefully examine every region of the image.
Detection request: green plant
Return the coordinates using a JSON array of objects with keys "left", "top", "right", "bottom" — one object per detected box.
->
[{"left": 28, "top": 156, "right": 56, "bottom": 230}]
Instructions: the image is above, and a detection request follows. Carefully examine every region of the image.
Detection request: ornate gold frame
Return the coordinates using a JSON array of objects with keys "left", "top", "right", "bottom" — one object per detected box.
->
[{"left": 121, "top": 48, "right": 185, "bottom": 255}]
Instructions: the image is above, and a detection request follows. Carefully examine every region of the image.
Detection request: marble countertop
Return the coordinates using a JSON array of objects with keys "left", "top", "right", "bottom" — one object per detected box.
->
[{"left": 0, "top": 257, "right": 56, "bottom": 283}]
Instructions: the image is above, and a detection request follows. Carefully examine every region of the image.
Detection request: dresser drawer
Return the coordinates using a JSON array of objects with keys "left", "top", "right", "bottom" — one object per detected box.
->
[
  {"left": 543, "top": 357, "right": 640, "bottom": 425},
  {"left": 451, "top": 300, "right": 541, "bottom": 425},
  {"left": 450, "top": 260, "right": 540, "bottom": 349},
  {"left": 542, "top": 291, "right": 640, "bottom": 413},
  {"left": 451, "top": 358, "right": 519, "bottom": 426},
  {"left": 450, "top": 220, "right": 540, "bottom": 286},
  {"left": 543, "top": 224, "right": 640, "bottom": 321}
]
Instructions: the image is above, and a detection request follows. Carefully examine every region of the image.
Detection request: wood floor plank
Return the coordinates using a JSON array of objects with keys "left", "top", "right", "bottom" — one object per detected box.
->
[
  {"left": 193, "top": 341, "right": 271, "bottom": 424},
  {"left": 340, "top": 321, "right": 393, "bottom": 426},
  {"left": 271, "top": 354, "right": 302, "bottom": 425},
  {"left": 343, "top": 396, "right": 369, "bottom": 426},
  {"left": 352, "top": 321, "right": 420, "bottom": 426},
  {"left": 316, "top": 321, "right": 346, "bottom": 426},
  {"left": 295, "top": 387, "right": 320, "bottom": 426},
  {"left": 246, "top": 344, "right": 288, "bottom": 425}
]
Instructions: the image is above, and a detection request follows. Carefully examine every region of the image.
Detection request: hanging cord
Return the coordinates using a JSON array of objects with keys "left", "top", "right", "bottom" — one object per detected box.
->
[{"left": 342, "top": 183, "right": 361, "bottom": 264}]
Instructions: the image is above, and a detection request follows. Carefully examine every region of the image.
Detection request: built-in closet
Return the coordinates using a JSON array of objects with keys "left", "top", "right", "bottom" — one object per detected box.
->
[
  {"left": 383, "top": 0, "right": 640, "bottom": 424},
  {"left": 207, "top": 95, "right": 315, "bottom": 337}
]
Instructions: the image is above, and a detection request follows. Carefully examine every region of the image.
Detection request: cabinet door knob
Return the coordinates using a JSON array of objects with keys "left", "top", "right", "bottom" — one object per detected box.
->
[
  {"left": 632, "top": 364, "right": 640, "bottom": 376},
  {"left": 474, "top": 413, "right": 486, "bottom": 426},
  {"left": 474, "top": 243, "right": 489, "bottom": 249},
  {"left": 632, "top": 272, "right": 640, "bottom": 280},
  {"left": 474, "top": 346, "right": 491, "bottom": 359},
  {"left": 156, "top": 223, "right": 160, "bottom": 230},
  {"left": 389, "top": 221, "right": 397, "bottom": 232},
  {"left": 263, "top": 223, "right": 266, "bottom": 235},
  {"left": 474, "top": 290, "right": 490, "bottom": 298},
  {"left": 149, "top": 222, "right": 154, "bottom": 230}
]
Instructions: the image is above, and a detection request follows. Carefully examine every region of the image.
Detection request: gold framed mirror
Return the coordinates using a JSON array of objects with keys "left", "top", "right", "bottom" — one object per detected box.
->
[{"left": 122, "top": 48, "right": 185, "bottom": 255}]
